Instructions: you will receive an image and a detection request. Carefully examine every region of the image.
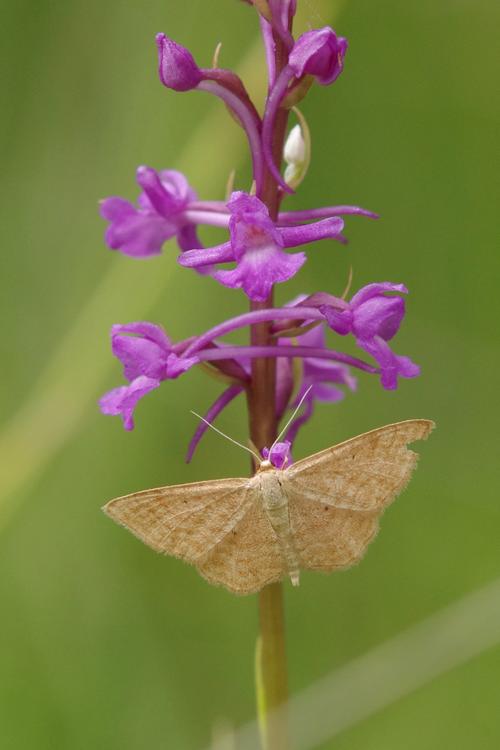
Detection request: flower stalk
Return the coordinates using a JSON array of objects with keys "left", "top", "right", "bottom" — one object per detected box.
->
[
  {"left": 249, "top": 10, "right": 294, "bottom": 748},
  {"left": 256, "top": 582, "right": 289, "bottom": 750}
]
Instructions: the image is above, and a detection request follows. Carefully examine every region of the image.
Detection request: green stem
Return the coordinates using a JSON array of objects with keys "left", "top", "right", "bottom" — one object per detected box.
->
[
  {"left": 256, "top": 583, "right": 288, "bottom": 750},
  {"left": 248, "top": 288, "right": 289, "bottom": 750}
]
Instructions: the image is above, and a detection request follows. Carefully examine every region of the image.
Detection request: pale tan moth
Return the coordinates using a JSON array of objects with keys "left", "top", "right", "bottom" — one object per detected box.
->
[{"left": 103, "top": 418, "right": 434, "bottom": 595}]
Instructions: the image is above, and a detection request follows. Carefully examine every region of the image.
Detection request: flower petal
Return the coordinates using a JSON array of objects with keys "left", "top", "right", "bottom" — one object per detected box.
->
[
  {"left": 99, "top": 197, "right": 135, "bottom": 222},
  {"left": 214, "top": 248, "right": 306, "bottom": 302},
  {"left": 178, "top": 241, "right": 233, "bottom": 268},
  {"left": 136, "top": 166, "right": 182, "bottom": 216},
  {"left": 279, "top": 216, "right": 344, "bottom": 247},
  {"left": 357, "top": 336, "right": 420, "bottom": 390},
  {"left": 165, "top": 353, "right": 199, "bottom": 378},
  {"left": 110, "top": 322, "right": 171, "bottom": 381},
  {"left": 319, "top": 305, "right": 353, "bottom": 335},
  {"left": 105, "top": 212, "right": 176, "bottom": 257},
  {"left": 159, "top": 169, "right": 197, "bottom": 203},
  {"left": 99, "top": 376, "right": 160, "bottom": 430},
  {"left": 228, "top": 192, "right": 281, "bottom": 258},
  {"left": 111, "top": 322, "right": 171, "bottom": 349},
  {"left": 350, "top": 282, "right": 408, "bottom": 307},
  {"left": 352, "top": 295, "right": 406, "bottom": 341},
  {"left": 262, "top": 441, "right": 291, "bottom": 469},
  {"left": 176, "top": 224, "right": 203, "bottom": 252}
]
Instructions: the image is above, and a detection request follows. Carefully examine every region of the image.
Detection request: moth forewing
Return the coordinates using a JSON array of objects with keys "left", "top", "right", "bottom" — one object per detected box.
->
[
  {"left": 280, "top": 419, "right": 435, "bottom": 574},
  {"left": 102, "top": 477, "right": 252, "bottom": 561},
  {"left": 103, "top": 475, "right": 288, "bottom": 595},
  {"left": 284, "top": 419, "right": 435, "bottom": 512}
]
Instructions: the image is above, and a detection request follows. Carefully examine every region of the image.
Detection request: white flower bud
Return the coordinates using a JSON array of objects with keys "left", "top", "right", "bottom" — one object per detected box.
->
[
  {"left": 283, "top": 124, "right": 306, "bottom": 166},
  {"left": 282, "top": 112, "right": 311, "bottom": 189}
]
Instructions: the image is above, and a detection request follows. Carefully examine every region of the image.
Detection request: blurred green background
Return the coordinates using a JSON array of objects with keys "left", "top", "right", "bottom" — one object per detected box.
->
[{"left": 1, "top": 0, "right": 499, "bottom": 748}]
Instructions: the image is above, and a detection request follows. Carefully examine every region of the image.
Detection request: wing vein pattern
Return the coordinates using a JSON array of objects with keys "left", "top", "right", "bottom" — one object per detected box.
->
[{"left": 283, "top": 420, "right": 434, "bottom": 572}]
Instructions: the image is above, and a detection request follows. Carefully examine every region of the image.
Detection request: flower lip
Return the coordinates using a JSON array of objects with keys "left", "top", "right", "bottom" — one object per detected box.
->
[
  {"left": 99, "top": 376, "right": 160, "bottom": 431},
  {"left": 359, "top": 336, "right": 420, "bottom": 390}
]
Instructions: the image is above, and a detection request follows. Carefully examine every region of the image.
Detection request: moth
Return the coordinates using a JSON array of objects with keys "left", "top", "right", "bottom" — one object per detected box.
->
[{"left": 103, "top": 418, "right": 434, "bottom": 595}]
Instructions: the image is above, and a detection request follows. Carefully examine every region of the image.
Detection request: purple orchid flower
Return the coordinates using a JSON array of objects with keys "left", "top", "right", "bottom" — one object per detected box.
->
[
  {"left": 100, "top": 322, "right": 198, "bottom": 430},
  {"left": 100, "top": 166, "right": 202, "bottom": 257},
  {"left": 317, "top": 282, "right": 421, "bottom": 389},
  {"left": 261, "top": 26, "right": 347, "bottom": 190},
  {"left": 179, "top": 191, "right": 345, "bottom": 302},
  {"left": 110, "top": 322, "right": 192, "bottom": 380},
  {"left": 262, "top": 441, "right": 292, "bottom": 469}
]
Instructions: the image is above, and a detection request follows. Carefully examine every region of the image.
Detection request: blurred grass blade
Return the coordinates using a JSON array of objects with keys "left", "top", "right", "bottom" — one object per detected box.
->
[{"left": 227, "top": 577, "right": 500, "bottom": 749}]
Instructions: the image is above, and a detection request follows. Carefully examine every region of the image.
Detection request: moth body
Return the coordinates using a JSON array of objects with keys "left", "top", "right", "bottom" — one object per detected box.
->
[{"left": 256, "top": 466, "right": 300, "bottom": 586}]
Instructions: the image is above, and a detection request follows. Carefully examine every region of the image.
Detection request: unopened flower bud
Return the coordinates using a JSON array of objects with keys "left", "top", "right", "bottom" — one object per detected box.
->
[
  {"left": 284, "top": 124, "right": 306, "bottom": 166},
  {"left": 283, "top": 112, "right": 311, "bottom": 189},
  {"left": 156, "top": 33, "right": 203, "bottom": 92},
  {"left": 289, "top": 27, "right": 348, "bottom": 85}
]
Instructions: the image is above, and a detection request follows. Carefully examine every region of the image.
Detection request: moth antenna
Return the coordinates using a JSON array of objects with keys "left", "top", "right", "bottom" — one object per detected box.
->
[
  {"left": 269, "top": 385, "right": 313, "bottom": 456},
  {"left": 248, "top": 438, "right": 260, "bottom": 456},
  {"left": 247, "top": 439, "right": 261, "bottom": 471},
  {"left": 190, "top": 411, "right": 261, "bottom": 463}
]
